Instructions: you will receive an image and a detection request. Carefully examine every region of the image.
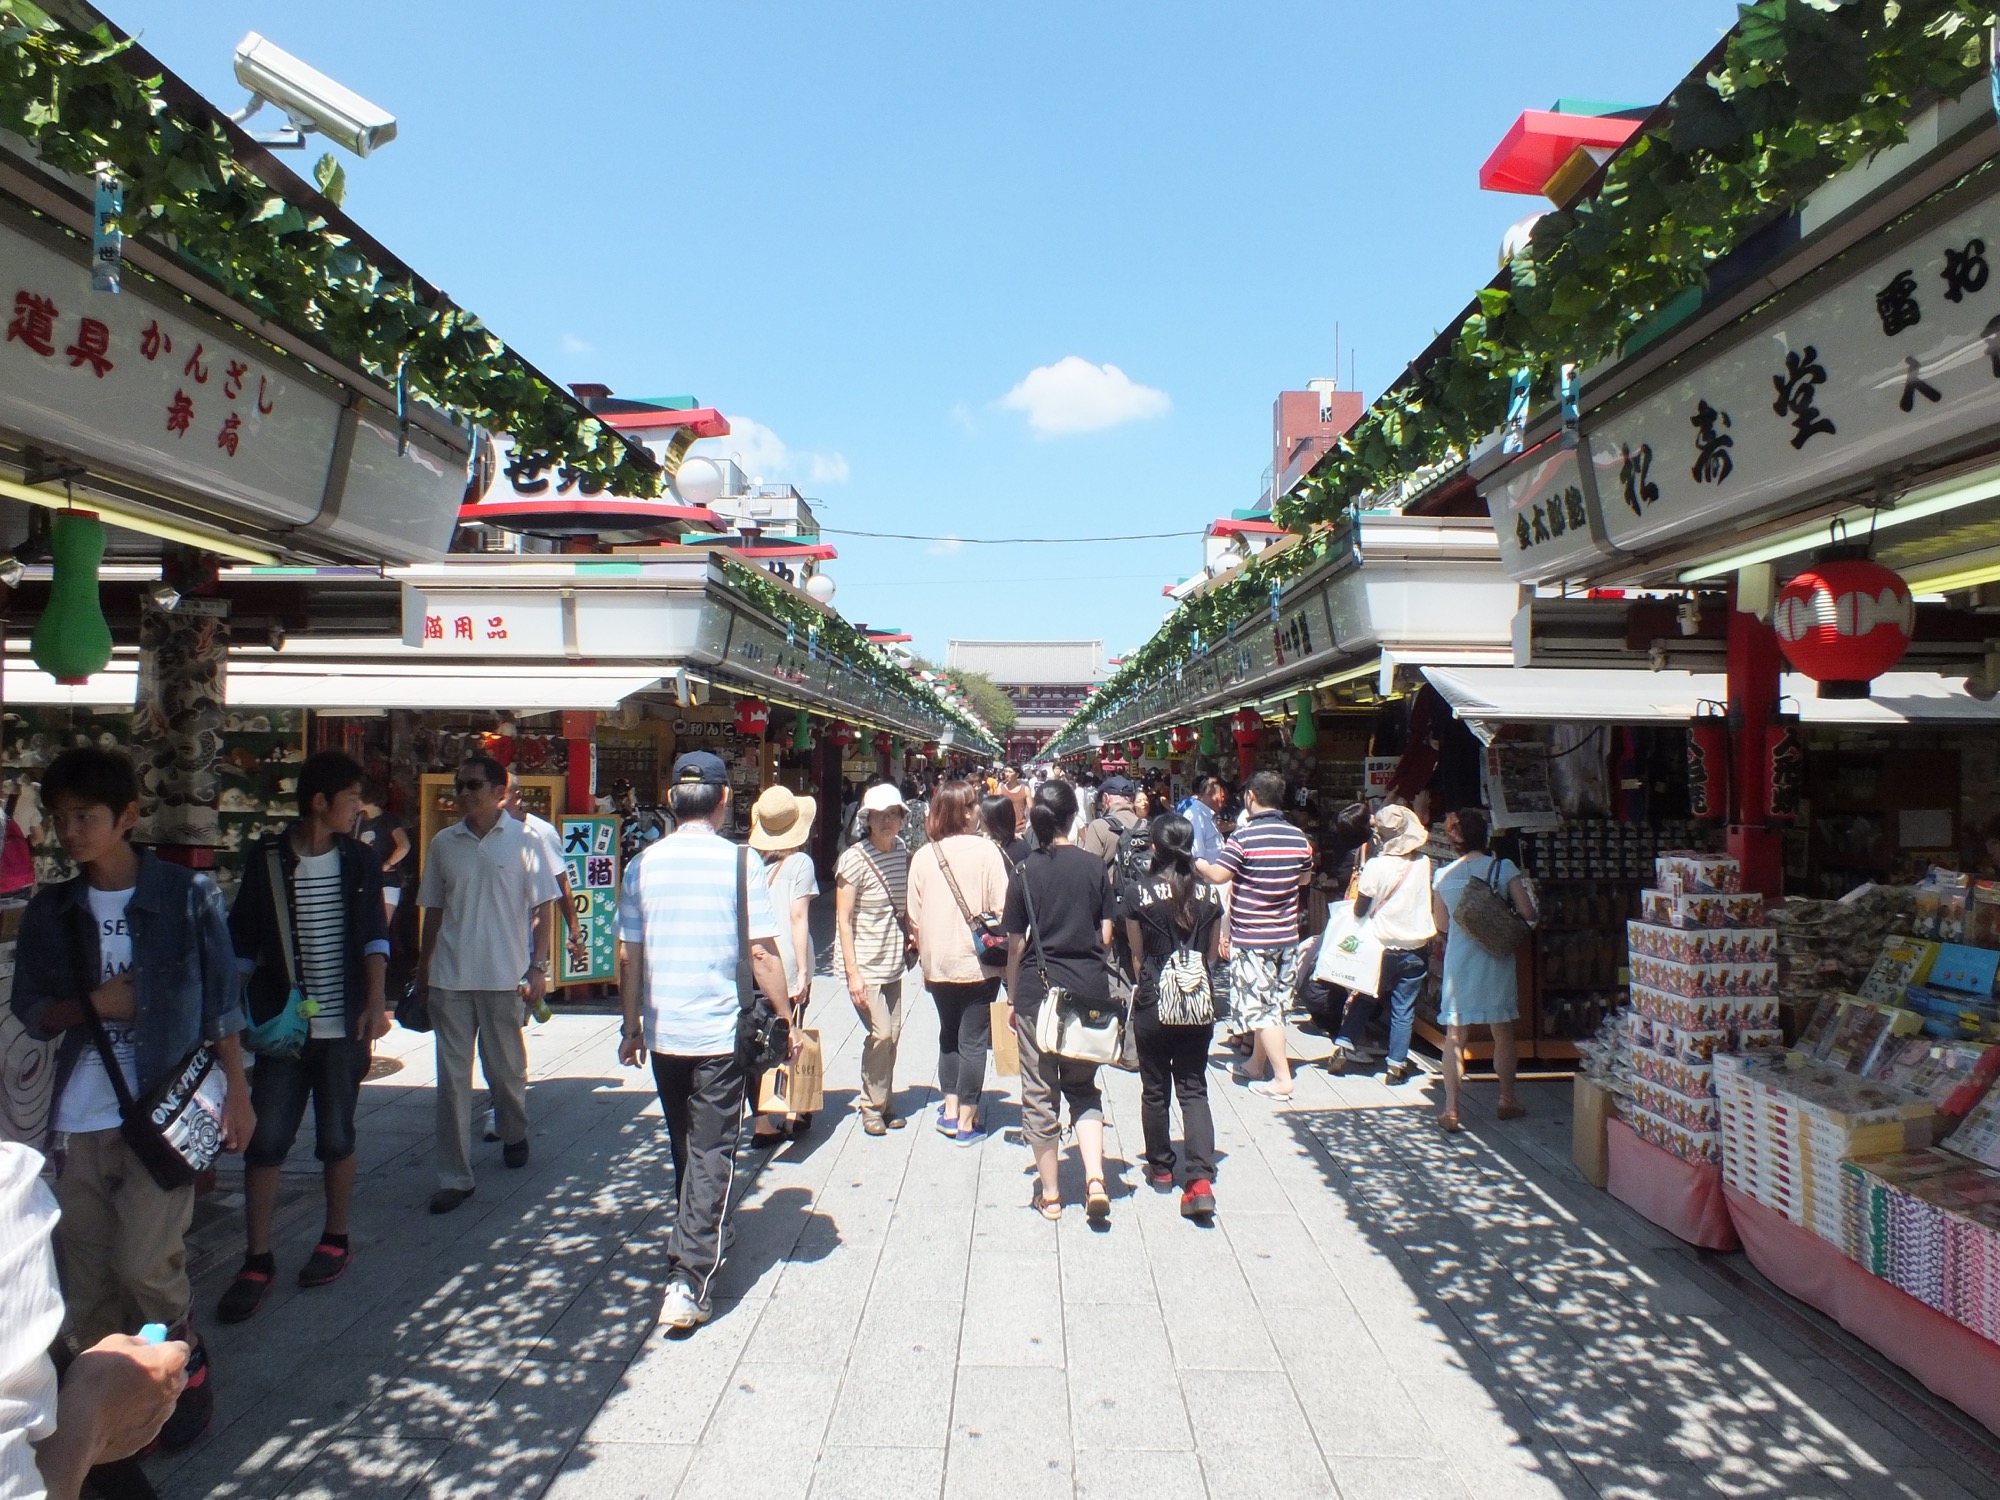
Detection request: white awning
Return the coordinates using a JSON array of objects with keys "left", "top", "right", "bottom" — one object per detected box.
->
[
  {"left": 1422, "top": 666, "right": 2000, "bottom": 742},
  {"left": 3, "top": 658, "right": 660, "bottom": 712}
]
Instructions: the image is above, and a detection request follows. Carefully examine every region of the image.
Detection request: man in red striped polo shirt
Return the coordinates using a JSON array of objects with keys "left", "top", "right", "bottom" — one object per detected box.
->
[{"left": 1197, "top": 769, "right": 1313, "bottom": 1100}]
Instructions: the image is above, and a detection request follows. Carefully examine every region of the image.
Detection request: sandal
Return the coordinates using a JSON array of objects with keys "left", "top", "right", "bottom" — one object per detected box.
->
[
  {"left": 1437, "top": 1112, "right": 1463, "bottom": 1133},
  {"left": 1085, "top": 1179, "right": 1111, "bottom": 1222},
  {"left": 1030, "top": 1185, "right": 1062, "bottom": 1221},
  {"left": 1497, "top": 1100, "right": 1528, "bottom": 1121},
  {"left": 297, "top": 1242, "right": 351, "bottom": 1289},
  {"left": 217, "top": 1264, "right": 274, "bottom": 1322}
]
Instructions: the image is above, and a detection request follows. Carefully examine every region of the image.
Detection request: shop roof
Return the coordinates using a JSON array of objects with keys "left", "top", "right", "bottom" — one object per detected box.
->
[
  {"left": 1423, "top": 666, "right": 2000, "bottom": 742},
  {"left": 1478, "top": 109, "right": 1645, "bottom": 196}
]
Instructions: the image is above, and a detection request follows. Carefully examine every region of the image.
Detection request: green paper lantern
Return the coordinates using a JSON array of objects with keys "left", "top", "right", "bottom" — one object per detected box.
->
[
  {"left": 1291, "top": 692, "right": 1318, "bottom": 750},
  {"left": 793, "top": 708, "right": 812, "bottom": 751},
  {"left": 1198, "top": 718, "right": 1218, "bottom": 756},
  {"left": 32, "top": 512, "right": 112, "bottom": 685}
]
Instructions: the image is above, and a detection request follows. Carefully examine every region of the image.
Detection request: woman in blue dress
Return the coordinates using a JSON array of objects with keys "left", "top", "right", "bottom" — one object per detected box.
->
[{"left": 1431, "top": 807, "right": 1538, "bottom": 1131}]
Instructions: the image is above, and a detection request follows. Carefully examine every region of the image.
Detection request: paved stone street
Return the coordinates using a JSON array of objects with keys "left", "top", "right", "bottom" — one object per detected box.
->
[{"left": 150, "top": 980, "right": 2000, "bottom": 1500}]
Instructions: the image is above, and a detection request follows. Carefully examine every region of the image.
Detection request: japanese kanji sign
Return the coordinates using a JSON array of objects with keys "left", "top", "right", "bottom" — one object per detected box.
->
[
  {"left": 556, "top": 815, "right": 620, "bottom": 986},
  {"left": 1485, "top": 436, "right": 1613, "bottom": 585}
]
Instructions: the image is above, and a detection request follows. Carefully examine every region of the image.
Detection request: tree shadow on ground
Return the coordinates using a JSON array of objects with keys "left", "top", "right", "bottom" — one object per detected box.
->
[{"left": 1279, "top": 1092, "right": 2000, "bottom": 1500}]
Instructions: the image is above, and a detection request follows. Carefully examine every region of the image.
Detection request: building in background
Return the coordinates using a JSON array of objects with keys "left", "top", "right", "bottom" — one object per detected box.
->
[{"left": 946, "top": 639, "right": 1108, "bottom": 761}]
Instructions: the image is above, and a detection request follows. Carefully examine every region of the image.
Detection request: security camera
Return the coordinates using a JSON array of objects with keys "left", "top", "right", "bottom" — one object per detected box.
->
[{"left": 232, "top": 33, "right": 397, "bottom": 157}]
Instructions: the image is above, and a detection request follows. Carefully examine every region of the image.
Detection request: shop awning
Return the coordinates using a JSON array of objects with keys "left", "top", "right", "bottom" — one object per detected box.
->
[
  {"left": 1421, "top": 666, "right": 2000, "bottom": 742},
  {"left": 3, "top": 658, "right": 661, "bottom": 712}
]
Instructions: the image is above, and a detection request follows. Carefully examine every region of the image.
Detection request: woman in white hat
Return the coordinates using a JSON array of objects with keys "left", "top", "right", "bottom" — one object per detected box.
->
[
  {"left": 1330, "top": 803, "right": 1435, "bottom": 1084},
  {"left": 837, "top": 783, "right": 916, "bottom": 1134},
  {"left": 749, "top": 785, "right": 820, "bottom": 1147}
]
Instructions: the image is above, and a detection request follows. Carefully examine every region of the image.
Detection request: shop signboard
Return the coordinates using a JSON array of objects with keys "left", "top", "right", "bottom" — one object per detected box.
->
[
  {"left": 407, "top": 591, "right": 566, "bottom": 654},
  {"left": 1483, "top": 436, "right": 1618, "bottom": 584},
  {"left": 1593, "top": 179, "right": 2000, "bottom": 557},
  {"left": 0, "top": 212, "right": 463, "bottom": 562},
  {"left": 556, "top": 814, "right": 620, "bottom": 986}
]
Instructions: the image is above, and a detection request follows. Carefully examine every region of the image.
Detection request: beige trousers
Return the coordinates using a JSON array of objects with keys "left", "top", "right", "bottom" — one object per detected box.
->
[
  {"left": 54, "top": 1127, "right": 195, "bottom": 1347},
  {"left": 857, "top": 976, "right": 906, "bottom": 1120},
  {"left": 432, "top": 987, "right": 529, "bottom": 1191}
]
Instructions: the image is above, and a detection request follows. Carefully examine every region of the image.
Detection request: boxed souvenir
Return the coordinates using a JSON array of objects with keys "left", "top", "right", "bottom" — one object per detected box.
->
[
  {"left": 1970, "top": 881, "right": 2000, "bottom": 950},
  {"left": 1950, "top": 1088, "right": 2000, "bottom": 1170},
  {"left": 1628, "top": 1101, "right": 1721, "bottom": 1164},
  {"left": 1646, "top": 1021, "right": 1731, "bottom": 1064},
  {"left": 1630, "top": 982, "right": 1781, "bottom": 1032},
  {"left": 1857, "top": 936, "right": 1938, "bottom": 1002},
  {"left": 1656, "top": 854, "right": 1743, "bottom": 895},
  {"left": 1632, "top": 1044, "right": 1714, "bottom": 1099},
  {"left": 1639, "top": 888, "right": 1766, "bottom": 929},
  {"left": 1628, "top": 954, "right": 1779, "bottom": 1000},
  {"left": 1627, "top": 921, "right": 1777, "bottom": 965},
  {"left": 1818, "top": 999, "right": 1922, "bottom": 1073},
  {"left": 1925, "top": 943, "right": 1999, "bottom": 998},
  {"left": 1869, "top": 1039, "right": 2000, "bottom": 1119},
  {"left": 1902, "top": 985, "right": 1997, "bottom": 1041}
]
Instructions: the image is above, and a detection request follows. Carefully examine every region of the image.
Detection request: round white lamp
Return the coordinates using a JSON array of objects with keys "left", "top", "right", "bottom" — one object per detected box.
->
[
  {"left": 674, "top": 456, "right": 726, "bottom": 508},
  {"left": 804, "top": 571, "right": 836, "bottom": 604}
]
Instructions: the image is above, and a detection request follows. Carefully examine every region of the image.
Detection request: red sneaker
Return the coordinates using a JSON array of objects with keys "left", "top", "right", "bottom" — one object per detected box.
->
[{"left": 1180, "top": 1180, "right": 1216, "bottom": 1219}]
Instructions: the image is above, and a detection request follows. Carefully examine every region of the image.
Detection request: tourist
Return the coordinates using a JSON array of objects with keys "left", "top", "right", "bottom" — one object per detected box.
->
[
  {"left": 1197, "top": 770, "right": 1313, "bottom": 1100},
  {"left": 837, "top": 783, "right": 915, "bottom": 1135},
  {"left": 1332, "top": 804, "right": 1436, "bottom": 1084},
  {"left": 980, "top": 793, "right": 1029, "bottom": 870},
  {"left": 748, "top": 785, "right": 819, "bottom": 1148},
  {"left": 1000, "top": 764, "right": 1031, "bottom": 831},
  {"left": 355, "top": 783, "right": 409, "bottom": 925},
  {"left": 1132, "top": 785, "right": 1154, "bottom": 821},
  {"left": 219, "top": 751, "right": 389, "bottom": 1323},
  {"left": 1432, "top": 807, "right": 1537, "bottom": 1130},
  {"left": 908, "top": 780, "right": 1009, "bottom": 1144},
  {"left": 1003, "top": 780, "right": 1117, "bottom": 1223},
  {"left": 502, "top": 774, "right": 587, "bottom": 973},
  {"left": 616, "top": 751, "right": 794, "bottom": 1332},
  {"left": 414, "top": 754, "right": 560, "bottom": 1213},
  {"left": 1122, "top": 815, "right": 1222, "bottom": 1218},
  {"left": 9, "top": 747, "right": 251, "bottom": 1450},
  {"left": 1079, "top": 773, "right": 1149, "bottom": 880},
  {"left": 1181, "top": 773, "right": 1229, "bottom": 867}
]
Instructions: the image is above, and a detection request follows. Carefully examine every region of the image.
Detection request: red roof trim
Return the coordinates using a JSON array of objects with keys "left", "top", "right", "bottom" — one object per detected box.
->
[
  {"left": 459, "top": 498, "right": 723, "bottom": 525},
  {"left": 729, "top": 543, "right": 837, "bottom": 561},
  {"left": 597, "top": 406, "right": 732, "bottom": 438},
  {"left": 1479, "top": 110, "right": 1643, "bottom": 196},
  {"left": 1209, "top": 519, "right": 1287, "bottom": 538}
]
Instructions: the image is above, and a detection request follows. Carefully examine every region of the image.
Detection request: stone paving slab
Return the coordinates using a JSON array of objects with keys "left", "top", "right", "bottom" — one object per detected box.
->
[{"left": 149, "top": 969, "right": 2000, "bottom": 1500}]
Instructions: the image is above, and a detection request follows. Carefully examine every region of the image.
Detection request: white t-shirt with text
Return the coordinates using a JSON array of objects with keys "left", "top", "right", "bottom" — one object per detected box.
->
[{"left": 55, "top": 886, "right": 137, "bottom": 1134}]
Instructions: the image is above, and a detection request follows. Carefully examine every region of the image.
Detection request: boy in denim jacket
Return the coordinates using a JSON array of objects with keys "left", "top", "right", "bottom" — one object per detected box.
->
[{"left": 10, "top": 748, "right": 251, "bottom": 1451}]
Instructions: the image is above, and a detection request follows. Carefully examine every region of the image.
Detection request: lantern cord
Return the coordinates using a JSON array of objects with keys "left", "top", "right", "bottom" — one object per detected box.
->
[{"left": 1541, "top": 725, "right": 1606, "bottom": 760}]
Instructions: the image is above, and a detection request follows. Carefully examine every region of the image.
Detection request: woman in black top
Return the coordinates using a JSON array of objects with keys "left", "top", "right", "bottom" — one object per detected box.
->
[
  {"left": 1002, "top": 780, "right": 1116, "bottom": 1223},
  {"left": 1122, "top": 815, "right": 1223, "bottom": 1219},
  {"left": 980, "top": 794, "right": 1031, "bottom": 872}
]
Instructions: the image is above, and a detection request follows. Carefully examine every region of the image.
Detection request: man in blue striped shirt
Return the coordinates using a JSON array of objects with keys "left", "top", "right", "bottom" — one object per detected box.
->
[{"left": 618, "top": 751, "right": 794, "bottom": 1332}]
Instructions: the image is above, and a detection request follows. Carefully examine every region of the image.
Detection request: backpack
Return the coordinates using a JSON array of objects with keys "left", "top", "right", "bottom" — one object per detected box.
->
[
  {"left": 1155, "top": 934, "right": 1215, "bottom": 1026},
  {"left": 1097, "top": 815, "right": 1153, "bottom": 890}
]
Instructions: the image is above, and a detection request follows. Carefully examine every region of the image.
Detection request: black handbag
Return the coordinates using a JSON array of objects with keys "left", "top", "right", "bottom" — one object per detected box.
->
[
  {"left": 83, "top": 1003, "right": 226, "bottom": 1193},
  {"left": 734, "top": 845, "right": 790, "bottom": 1071},
  {"left": 394, "top": 976, "right": 433, "bottom": 1033}
]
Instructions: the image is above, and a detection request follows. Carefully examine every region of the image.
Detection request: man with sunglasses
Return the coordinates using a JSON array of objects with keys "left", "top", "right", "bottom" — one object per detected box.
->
[{"left": 414, "top": 754, "right": 561, "bottom": 1214}]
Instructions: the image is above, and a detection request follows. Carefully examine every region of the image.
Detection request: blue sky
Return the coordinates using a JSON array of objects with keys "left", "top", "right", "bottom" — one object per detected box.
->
[{"left": 118, "top": 1, "right": 1734, "bottom": 665}]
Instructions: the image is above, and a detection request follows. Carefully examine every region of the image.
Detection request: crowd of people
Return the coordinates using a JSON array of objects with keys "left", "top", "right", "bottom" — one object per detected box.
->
[{"left": 2, "top": 741, "right": 1539, "bottom": 1491}]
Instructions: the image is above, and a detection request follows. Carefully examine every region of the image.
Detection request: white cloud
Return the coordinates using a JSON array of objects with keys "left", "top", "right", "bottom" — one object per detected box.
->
[
  {"left": 1000, "top": 356, "right": 1170, "bottom": 437},
  {"left": 927, "top": 536, "right": 964, "bottom": 557},
  {"left": 704, "top": 415, "right": 849, "bottom": 488},
  {"left": 560, "top": 333, "right": 592, "bottom": 354}
]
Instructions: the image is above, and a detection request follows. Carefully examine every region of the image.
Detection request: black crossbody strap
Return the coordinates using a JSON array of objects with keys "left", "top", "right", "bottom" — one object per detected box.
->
[
  {"left": 1017, "top": 854, "right": 1052, "bottom": 987},
  {"left": 80, "top": 996, "right": 139, "bottom": 1114},
  {"left": 266, "top": 841, "right": 300, "bottom": 990}
]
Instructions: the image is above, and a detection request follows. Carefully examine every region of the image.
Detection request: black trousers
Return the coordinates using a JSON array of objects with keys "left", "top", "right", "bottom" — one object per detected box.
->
[
  {"left": 931, "top": 977, "right": 998, "bottom": 1108},
  {"left": 650, "top": 1050, "right": 746, "bottom": 1302},
  {"left": 1133, "top": 1004, "right": 1215, "bottom": 1182}
]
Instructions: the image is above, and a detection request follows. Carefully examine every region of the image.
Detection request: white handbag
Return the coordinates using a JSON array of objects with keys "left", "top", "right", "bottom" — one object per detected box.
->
[
  {"left": 1020, "top": 856, "right": 1126, "bottom": 1066},
  {"left": 1312, "top": 900, "right": 1385, "bottom": 997}
]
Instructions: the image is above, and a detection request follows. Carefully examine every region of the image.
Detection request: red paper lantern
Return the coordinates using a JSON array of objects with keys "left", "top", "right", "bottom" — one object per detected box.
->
[
  {"left": 830, "top": 721, "right": 857, "bottom": 747},
  {"left": 1168, "top": 725, "right": 1195, "bottom": 755},
  {"left": 873, "top": 731, "right": 893, "bottom": 756},
  {"left": 1229, "top": 707, "right": 1263, "bottom": 780},
  {"left": 1127, "top": 739, "right": 1145, "bottom": 761},
  {"left": 733, "top": 696, "right": 770, "bottom": 737},
  {"left": 1687, "top": 717, "right": 1728, "bottom": 822},
  {"left": 1772, "top": 553, "right": 1913, "bottom": 698}
]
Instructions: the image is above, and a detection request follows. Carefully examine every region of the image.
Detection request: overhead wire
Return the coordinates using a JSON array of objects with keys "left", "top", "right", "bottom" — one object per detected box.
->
[{"left": 818, "top": 527, "right": 1205, "bottom": 544}]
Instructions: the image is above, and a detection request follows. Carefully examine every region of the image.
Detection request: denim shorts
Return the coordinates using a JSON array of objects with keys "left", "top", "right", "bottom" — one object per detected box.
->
[{"left": 245, "top": 1036, "right": 371, "bottom": 1167}]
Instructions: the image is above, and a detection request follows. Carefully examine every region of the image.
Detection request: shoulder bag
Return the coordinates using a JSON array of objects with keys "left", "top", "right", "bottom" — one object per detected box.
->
[
  {"left": 82, "top": 998, "right": 226, "bottom": 1192},
  {"left": 933, "top": 841, "right": 1008, "bottom": 969},
  {"left": 244, "top": 842, "right": 316, "bottom": 1058},
  {"left": 736, "top": 845, "right": 791, "bottom": 1072},
  {"left": 1452, "top": 855, "right": 1534, "bottom": 957},
  {"left": 1019, "top": 854, "right": 1126, "bottom": 1067}
]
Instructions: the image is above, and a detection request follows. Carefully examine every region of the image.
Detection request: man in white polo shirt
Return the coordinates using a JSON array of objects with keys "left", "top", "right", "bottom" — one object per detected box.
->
[
  {"left": 415, "top": 753, "right": 561, "bottom": 1214},
  {"left": 618, "top": 751, "right": 794, "bottom": 1332}
]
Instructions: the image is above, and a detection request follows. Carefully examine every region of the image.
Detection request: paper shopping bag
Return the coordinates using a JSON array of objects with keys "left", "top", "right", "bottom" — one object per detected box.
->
[
  {"left": 757, "top": 1030, "right": 825, "bottom": 1114},
  {"left": 990, "top": 999, "right": 1020, "bottom": 1077},
  {"left": 1312, "top": 899, "right": 1385, "bottom": 997}
]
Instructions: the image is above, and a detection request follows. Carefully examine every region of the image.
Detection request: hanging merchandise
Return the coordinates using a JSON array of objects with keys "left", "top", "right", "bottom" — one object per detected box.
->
[
  {"left": 734, "top": 697, "right": 771, "bottom": 737},
  {"left": 32, "top": 511, "right": 112, "bottom": 684},
  {"left": 792, "top": 709, "right": 812, "bottom": 751},
  {"left": 478, "top": 726, "right": 517, "bottom": 767},
  {"left": 830, "top": 721, "right": 857, "bottom": 748},
  {"left": 1169, "top": 725, "right": 1195, "bottom": 756},
  {"left": 1687, "top": 712, "right": 1729, "bottom": 822},
  {"left": 1199, "top": 718, "right": 1218, "bottom": 757},
  {"left": 1765, "top": 716, "right": 1805, "bottom": 822},
  {"left": 1149, "top": 733, "right": 1170, "bottom": 760},
  {"left": 1230, "top": 707, "right": 1263, "bottom": 781},
  {"left": 1772, "top": 548, "right": 1913, "bottom": 698},
  {"left": 1290, "top": 692, "right": 1318, "bottom": 750}
]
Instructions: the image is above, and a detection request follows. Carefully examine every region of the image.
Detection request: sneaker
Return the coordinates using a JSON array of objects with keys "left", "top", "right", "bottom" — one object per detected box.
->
[
  {"left": 297, "top": 1242, "right": 350, "bottom": 1288},
  {"left": 953, "top": 1123, "right": 989, "bottom": 1148},
  {"left": 216, "top": 1264, "right": 273, "bottom": 1323},
  {"left": 936, "top": 1107, "right": 959, "bottom": 1137},
  {"left": 503, "top": 1139, "right": 529, "bottom": 1169},
  {"left": 658, "top": 1282, "right": 713, "bottom": 1331},
  {"left": 1181, "top": 1180, "right": 1216, "bottom": 1219},
  {"left": 1147, "top": 1167, "right": 1177, "bottom": 1191},
  {"left": 1384, "top": 1060, "right": 1414, "bottom": 1085},
  {"left": 1325, "top": 1041, "right": 1355, "bottom": 1075},
  {"left": 429, "top": 1187, "right": 474, "bottom": 1214},
  {"left": 157, "top": 1337, "right": 212, "bottom": 1451}
]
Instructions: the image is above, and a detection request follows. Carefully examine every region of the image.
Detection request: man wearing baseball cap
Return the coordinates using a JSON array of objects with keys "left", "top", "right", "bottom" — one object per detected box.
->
[{"left": 617, "top": 750, "right": 795, "bottom": 1332}]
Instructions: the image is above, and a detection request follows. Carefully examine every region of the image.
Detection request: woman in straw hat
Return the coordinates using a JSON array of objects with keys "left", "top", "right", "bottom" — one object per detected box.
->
[
  {"left": 749, "top": 785, "right": 820, "bottom": 1147},
  {"left": 1330, "top": 804, "right": 1436, "bottom": 1085}
]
